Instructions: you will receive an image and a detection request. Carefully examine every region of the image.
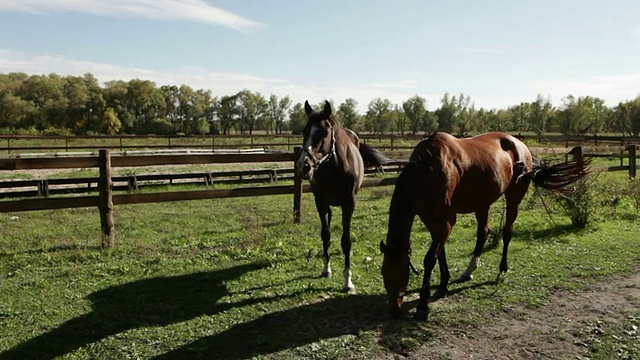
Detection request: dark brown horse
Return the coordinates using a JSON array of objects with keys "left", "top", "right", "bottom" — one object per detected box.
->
[
  {"left": 296, "top": 100, "right": 388, "bottom": 292},
  {"left": 379, "top": 131, "right": 590, "bottom": 320}
]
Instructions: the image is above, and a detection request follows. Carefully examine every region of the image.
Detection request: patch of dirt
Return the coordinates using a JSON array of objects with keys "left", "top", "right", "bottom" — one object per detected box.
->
[{"left": 397, "top": 272, "right": 640, "bottom": 359}]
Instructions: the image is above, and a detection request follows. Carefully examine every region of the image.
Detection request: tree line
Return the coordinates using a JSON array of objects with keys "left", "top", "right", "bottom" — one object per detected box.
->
[{"left": 1, "top": 72, "right": 640, "bottom": 137}]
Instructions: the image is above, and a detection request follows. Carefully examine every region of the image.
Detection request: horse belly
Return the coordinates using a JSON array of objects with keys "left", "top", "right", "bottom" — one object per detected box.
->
[
  {"left": 452, "top": 172, "right": 508, "bottom": 214},
  {"left": 311, "top": 170, "right": 358, "bottom": 206}
]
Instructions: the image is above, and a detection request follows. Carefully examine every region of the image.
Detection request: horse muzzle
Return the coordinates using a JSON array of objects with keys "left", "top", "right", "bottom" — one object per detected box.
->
[{"left": 297, "top": 162, "right": 313, "bottom": 180}]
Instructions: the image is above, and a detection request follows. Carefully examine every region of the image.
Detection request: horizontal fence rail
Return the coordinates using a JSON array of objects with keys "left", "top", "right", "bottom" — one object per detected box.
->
[
  {"left": 0, "top": 162, "right": 405, "bottom": 200},
  {"left": 0, "top": 149, "right": 404, "bottom": 247},
  {"left": 2, "top": 133, "right": 640, "bottom": 154},
  {"left": 1, "top": 144, "right": 638, "bottom": 247}
]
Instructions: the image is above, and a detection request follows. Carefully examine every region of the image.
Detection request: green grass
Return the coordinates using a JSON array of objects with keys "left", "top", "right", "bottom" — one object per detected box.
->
[{"left": 0, "top": 169, "right": 639, "bottom": 359}]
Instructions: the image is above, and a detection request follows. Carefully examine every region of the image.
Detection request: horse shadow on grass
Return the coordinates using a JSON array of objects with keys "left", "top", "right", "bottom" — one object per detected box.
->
[
  {"left": 151, "top": 293, "right": 403, "bottom": 360},
  {"left": 477, "top": 222, "right": 586, "bottom": 255},
  {"left": 0, "top": 262, "right": 272, "bottom": 360}
]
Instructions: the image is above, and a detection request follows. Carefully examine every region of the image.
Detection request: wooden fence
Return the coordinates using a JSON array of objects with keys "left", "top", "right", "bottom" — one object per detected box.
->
[
  {"left": 0, "top": 162, "right": 406, "bottom": 199},
  {"left": 2, "top": 133, "right": 640, "bottom": 153},
  {"left": 0, "top": 150, "right": 400, "bottom": 247},
  {"left": 1, "top": 144, "right": 638, "bottom": 247}
]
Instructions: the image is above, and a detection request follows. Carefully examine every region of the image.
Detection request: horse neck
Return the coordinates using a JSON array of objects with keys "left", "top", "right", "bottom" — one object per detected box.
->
[{"left": 386, "top": 166, "right": 418, "bottom": 254}]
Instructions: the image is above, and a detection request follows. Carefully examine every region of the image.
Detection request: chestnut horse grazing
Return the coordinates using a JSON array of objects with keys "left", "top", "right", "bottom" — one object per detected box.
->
[
  {"left": 379, "top": 131, "right": 590, "bottom": 320},
  {"left": 297, "top": 100, "right": 388, "bottom": 292}
]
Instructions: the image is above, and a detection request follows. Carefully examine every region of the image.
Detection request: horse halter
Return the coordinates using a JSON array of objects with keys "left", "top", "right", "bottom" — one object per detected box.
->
[{"left": 303, "top": 126, "right": 336, "bottom": 170}]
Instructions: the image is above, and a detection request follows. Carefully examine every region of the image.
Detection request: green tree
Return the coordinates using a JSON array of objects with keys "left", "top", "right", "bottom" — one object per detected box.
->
[
  {"left": 613, "top": 97, "right": 640, "bottom": 137},
  {"left": 508, "top": 102, "right": 532, "bottom": 133},
  {"left": 161, "top": 85, "right": 181, "bottom": 132},
  {"left": 402, "top": 95, "right": 428, "bottom": 135},
  {"left": 266, "top": 94, "right": 291, "bottom": 134},
  {"left": 337, "top": 98, "right": 360, "bottom": 131},
  {"left": 100, "top": 107, "right": 122, "bottom": 135},
  {"left": 365, "top": 98, "right": 393, "bottom": 134},
  {"left": 288, "top": 102, "right": 307, "bottom": 134},
  {"left": 215, "top": 95, "right": 239, "bottom": 135},
  {"left": 103, "top": 80, "right": 135, "bottom": 133},
  {"left": 422, "top": 110, "right": 439, "bottom": 134},
  {"left": 236, "top": 90, "right": 268, "bottom": 135},
  {"left": 435, "top": 93, "right": 473, "bottom": 135},
  {"left": 20, "top": 74, "right": 67, "bottom": 131},
  {"left": 126, "top": 79, "right": 166, "bottom": 134},
  {"left": 392, "top": 105, "right": 408, "bottom": 135},
  {"left": 529, "top": 94, "right": 555, "bottom": 134},
  {"left": 556, "top": 95, "right": 606, "bottom": 136}
]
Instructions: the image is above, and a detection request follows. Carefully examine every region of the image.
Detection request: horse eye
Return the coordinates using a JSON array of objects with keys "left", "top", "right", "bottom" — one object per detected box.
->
[{"left": 312, "top": 128, "right": 327, "bottom": 143}]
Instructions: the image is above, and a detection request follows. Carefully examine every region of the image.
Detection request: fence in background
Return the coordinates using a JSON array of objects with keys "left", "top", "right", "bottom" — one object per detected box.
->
[
  {"left": 2, "top": 133, "right": 640, "bottom": 153},
  {"left": 0, "top": 149, "right": 401, "bottom": 247},
  {"left": 1, "top": 144, "right": 637, "bottom": 247}
]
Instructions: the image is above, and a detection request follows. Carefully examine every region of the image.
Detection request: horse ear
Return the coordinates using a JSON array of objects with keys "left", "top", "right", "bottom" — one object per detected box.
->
[
  {"left": 323, "top": 100, "right": 332, "bottom": 116},
  {"left": 379, "top": 240, "right": 387, "bottom": 254},
  {"left": 304, "top": 100, "right": 313, "bottom": 116}
]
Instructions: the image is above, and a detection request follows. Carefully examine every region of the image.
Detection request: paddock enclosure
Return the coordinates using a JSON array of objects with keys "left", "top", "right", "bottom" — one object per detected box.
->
[{"left": 1, "top": 134, "right": 639, "bottom": 359}]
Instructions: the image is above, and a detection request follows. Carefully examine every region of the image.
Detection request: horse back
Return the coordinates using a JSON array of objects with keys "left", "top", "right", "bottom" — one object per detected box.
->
[{"left": 411, "top": 132, "right": 532, "bottom": 214}]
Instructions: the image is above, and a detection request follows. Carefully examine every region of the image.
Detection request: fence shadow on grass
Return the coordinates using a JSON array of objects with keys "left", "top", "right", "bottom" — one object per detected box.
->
[
  {"left": 151, "top": 293, "right": 407, "bottom": 360},
  {"left": 0, "top": 262, "right": 271, "bottom": 360}
]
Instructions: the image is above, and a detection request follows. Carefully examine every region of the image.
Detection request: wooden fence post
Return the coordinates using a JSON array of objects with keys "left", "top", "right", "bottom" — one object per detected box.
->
[
  {"left": 293, "top": 147, "right": 302, "bottom": 224},
  {"left": 98, "top": 149, "right": 115, "bottom": 247},
  {"left": 629, "top": 145, "right": 637, "bottom": 180}
]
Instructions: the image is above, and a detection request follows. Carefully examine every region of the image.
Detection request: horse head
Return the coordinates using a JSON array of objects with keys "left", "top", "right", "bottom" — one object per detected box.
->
[
  {"left": 296, "top": 100, "right": 336, "bottom": 180},
  {"left": 380, "top": 240, "right": 410, "bottom": 318}
]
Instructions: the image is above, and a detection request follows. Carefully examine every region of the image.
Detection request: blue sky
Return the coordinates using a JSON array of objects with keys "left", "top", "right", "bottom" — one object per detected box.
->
[{"left": 0, "top": 0, "right": 639, "bottom": 112}]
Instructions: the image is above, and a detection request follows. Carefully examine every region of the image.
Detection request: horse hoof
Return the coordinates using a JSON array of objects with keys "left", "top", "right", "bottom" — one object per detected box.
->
[
  {"left": 432, "top": 288, "right": 448, "bottom": 300},
  {"left": 456, "top": 274, "right": 473, "bottom": 283},
  {"left": 321, "top": 271, "right": 332, "bottom": 278},
  {"left": 414, "top": 309, "right": 428, "bottom": 321},
  {"left": 342, "top": 286, "right": 356, "bottom": 293}
]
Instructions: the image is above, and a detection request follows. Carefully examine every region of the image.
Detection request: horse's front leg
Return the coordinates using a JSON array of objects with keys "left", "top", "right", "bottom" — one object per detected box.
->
[
  {"left": 340, "top": 199, "right": 355, "bottom": 292},
  {"left": 433, "top": 245, "right": 450, "bottom": 299},
  {"left": 415, "top": 240, "right": 440, "bottom": 321},
  {"left": 458, "top": 208, "right": 490, "bottom": 282},
  {"left": 315, "top": 198, "right": 332, "bottom": 278},
  {"left": 416, "top": 216, "right": 454, "bottom": 321}
]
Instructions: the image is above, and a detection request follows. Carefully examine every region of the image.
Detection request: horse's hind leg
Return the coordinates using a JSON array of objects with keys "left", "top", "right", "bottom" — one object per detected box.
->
[
  {"left": 340, "top": 199, "right": 355, "bottom": 292},
  {"left": 500, "top": 201, "right": 519, "bottom": 274},
  {"left": 500, "top": 184, "right": 528, "bottom": 274},
  {"left": 458, "top": 208, "right": 490, "bottom": 282},
  {"left": 315, "top": 199, "right": 332, "bottom": 278}
]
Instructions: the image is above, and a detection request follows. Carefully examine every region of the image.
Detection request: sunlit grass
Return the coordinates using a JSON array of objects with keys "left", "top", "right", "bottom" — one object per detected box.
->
[{"left": 0, "top": 165, "right": 638, "bottom": 359}]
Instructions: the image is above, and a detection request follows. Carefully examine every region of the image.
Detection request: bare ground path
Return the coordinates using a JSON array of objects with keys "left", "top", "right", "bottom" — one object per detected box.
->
[{"left": 388, "top": 271, "right": 640, "bottom": 360}]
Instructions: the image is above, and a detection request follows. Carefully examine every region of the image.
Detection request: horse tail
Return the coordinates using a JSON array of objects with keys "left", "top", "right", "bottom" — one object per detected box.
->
[
  {"left": 530, "top": 156, "right": 591, "bottom": 193},
  {"left": 359, "top": 142, "right": 390, "bottom": 169}
]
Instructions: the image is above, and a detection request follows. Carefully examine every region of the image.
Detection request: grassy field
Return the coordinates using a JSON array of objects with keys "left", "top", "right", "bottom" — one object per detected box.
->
[{"left": 0, "top": 164, "right": 639, "bottom": 358}]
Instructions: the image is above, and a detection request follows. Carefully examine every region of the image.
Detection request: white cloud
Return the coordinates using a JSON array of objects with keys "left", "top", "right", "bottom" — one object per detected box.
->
[
  {"left": 0, "top": 48, "right": 283, "bottom": 93},
  {"left": 1, "top": 48, "right": 434, "bottom": 112},
  {"left": 0, "top": 0, "right": 264, "bottom": 32},
  {"left": 13, "top": 49, "right": 638, "bottom": 114},
  {"left": 528, "top": 75, "right": 640, "bottom": 106},
  {"left": 629, "top": 26, "right": 640, "bottom": 39},
  {"left": 365, "top": 80, "right": 419, "bottom": 89},
  {"left": 457, "top": 47, "right": 505, "bottom": 54}
]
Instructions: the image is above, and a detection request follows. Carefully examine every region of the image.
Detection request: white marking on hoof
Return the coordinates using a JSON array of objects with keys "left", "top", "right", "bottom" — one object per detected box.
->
[
  {"left": 321, "top": 258, "right": 332, "bottom": 278},
  {"left": 459, "top": 256, "right": 480, "bottom": 281},
  {"left": 343, "top": 268, "right": 355, "bottom": 292}
]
